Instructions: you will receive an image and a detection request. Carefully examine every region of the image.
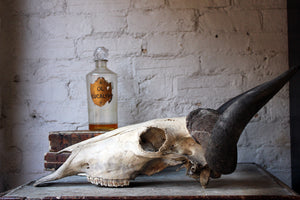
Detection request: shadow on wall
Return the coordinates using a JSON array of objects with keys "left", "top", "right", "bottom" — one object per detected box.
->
[{"left": 0, "top": 0, "right": 24, "bottom": 192}]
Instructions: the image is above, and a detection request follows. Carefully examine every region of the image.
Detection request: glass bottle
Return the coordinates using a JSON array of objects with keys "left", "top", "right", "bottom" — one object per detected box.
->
[{"left": 86, "top": 47, "right": 118, "bottom": 131}]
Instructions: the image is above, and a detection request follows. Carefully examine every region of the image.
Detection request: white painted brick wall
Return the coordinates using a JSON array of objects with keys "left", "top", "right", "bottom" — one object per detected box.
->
[{"left": 0, "top": 0, "right": 290, "bottom": 192}]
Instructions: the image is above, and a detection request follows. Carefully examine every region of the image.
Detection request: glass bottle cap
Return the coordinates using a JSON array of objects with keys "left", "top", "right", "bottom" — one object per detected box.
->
[{"left": 94, "top": 47, "right": 109, "bottom": 61}]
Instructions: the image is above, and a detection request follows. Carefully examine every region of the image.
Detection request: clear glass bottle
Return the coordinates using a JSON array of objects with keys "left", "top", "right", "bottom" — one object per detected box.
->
[{"left": 86, "top": 47, "right": 118, "bottom": 131}]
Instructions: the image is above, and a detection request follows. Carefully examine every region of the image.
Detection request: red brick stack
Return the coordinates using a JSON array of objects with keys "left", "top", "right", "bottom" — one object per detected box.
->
[{"left": 44, "top": 130, "right": 105, "bottom": 170}]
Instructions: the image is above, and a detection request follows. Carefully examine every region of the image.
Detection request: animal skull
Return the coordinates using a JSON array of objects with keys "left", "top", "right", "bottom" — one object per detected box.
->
[
  {"left": 34, "top": 66, "right": 299, "bottom": 188},
  {"left": 34, "top": 117, "right": 219, "bottom": 187}
]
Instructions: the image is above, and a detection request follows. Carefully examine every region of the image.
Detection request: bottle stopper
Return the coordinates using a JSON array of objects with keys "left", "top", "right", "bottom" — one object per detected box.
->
[{"left": 94, "top": 47, "right": 109, "bottom": 61}]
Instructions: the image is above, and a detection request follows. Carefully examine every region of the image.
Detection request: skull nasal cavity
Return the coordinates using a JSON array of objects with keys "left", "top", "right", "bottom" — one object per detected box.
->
[{"left": 140, "top": 127, "right": 166, "bottom": 152}]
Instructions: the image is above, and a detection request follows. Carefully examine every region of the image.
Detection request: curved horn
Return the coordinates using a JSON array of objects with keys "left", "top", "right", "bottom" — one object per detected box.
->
[{"left": 205, "top": 65, "right": 299, "bottom": 174}]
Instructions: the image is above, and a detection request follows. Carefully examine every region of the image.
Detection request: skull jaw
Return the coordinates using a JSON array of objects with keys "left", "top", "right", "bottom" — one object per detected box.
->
[
  {"left": 85, "top": 157, "right": 188, "bottom": 187},
  {"left": 85, "top": 158, "right": 216, "bottom": 188},
  {"left": 87, "top": 176, "right": 130, "bottom": 187}
]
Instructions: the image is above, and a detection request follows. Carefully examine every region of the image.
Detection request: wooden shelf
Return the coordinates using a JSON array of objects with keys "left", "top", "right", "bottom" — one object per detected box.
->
[{"left": 1, "top": 163, "right": 299, "bottom": 200}]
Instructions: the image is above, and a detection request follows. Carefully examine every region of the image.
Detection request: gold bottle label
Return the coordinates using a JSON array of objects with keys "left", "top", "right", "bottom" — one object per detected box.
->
[{"left": 90, "top": 77, "right": 113, "bottom": 107}]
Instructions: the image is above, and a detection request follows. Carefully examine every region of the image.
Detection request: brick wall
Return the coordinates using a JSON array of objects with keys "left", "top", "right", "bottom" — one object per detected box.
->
[{"left": 0, "top": 0, "right": 289, "bottom": 191}]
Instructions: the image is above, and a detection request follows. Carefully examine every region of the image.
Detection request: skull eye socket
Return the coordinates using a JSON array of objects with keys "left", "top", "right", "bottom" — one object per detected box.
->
[{"left": 140, "top": 127, "right": 166, "bottom": 152}]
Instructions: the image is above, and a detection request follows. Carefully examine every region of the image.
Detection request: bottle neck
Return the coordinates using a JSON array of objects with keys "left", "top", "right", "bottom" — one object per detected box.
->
[{"left": 95, "top": 60, "right": 108, "bottom": 69}]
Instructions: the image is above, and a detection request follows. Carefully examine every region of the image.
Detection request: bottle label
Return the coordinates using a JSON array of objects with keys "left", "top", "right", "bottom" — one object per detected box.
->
[{"left": 90, "top": 77, "right": 113, "bottom": 107}]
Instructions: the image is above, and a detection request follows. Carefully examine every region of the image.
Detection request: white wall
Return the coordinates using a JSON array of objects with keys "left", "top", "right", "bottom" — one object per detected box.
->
[{"left": 0, "top": 0, "right": 289, "bottom": 191}]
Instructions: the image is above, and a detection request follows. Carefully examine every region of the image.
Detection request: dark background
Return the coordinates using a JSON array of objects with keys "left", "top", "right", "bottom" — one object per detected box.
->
[{"left": 287, "top": 0, "right": 300, "bottom": 193}]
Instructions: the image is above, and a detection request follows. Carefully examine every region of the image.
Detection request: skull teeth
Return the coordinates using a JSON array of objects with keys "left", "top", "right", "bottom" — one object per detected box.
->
[{"left": 87, "top": 176, "right": 130, "bottom": 187}]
